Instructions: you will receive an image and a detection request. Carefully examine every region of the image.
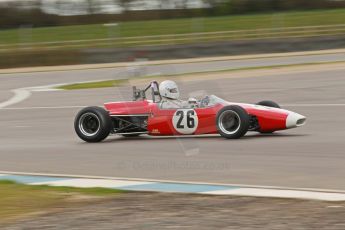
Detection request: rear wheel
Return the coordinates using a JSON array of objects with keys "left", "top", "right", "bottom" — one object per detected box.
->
[
  {"left": 216, "top": 105, "right": 250, "bottom": 139},
  {"left": 74, "top": 106, "right": 112, "bottom": 142}
]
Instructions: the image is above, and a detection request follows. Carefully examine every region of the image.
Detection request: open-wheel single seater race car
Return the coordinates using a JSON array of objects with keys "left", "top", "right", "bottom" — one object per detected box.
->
[{"left": 74, "top": 81, "right": 306, "bottom": 142}]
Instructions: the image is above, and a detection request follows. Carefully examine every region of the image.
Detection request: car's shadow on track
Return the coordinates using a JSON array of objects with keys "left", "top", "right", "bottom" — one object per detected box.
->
[
  {"left": 242, "top": 133, "right": 309, "bottom": 139},
  {"left": 100, "top": 133, "right": 309, "bottom": 143}
]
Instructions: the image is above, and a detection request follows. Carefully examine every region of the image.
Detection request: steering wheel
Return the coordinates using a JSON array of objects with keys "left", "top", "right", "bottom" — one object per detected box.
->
[{"left": 199, "top": 96, "right": 210, "bottom": 108}]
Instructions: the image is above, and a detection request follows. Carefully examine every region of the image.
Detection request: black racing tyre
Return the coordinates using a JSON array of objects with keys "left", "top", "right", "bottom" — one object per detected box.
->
[
  {"left": 122, "top": 134, "right": 141, "bottom": 137},
  {"left": 256, "top": 100, "right": 280, "bottom": 108},
  {"left": 216, "top": 105, "right": 250, "bottom": 139},
  {"left": 74, "top": 106, "right": 112, "bottom": 142}
]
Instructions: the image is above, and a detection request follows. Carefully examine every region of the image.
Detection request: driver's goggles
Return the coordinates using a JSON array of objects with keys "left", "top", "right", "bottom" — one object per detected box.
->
[{"left": 168, "top": 88, "right": 178, "bottom": 93}]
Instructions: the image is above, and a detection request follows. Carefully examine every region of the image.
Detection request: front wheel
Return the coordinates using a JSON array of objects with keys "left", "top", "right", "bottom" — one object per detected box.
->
[
  {"left": 74, "top": 106, "right": 112, "bottom": 142},
  {"left": 256, "top": 101, "right": 280, "bottom": 133},
  {"left": 216, "top": 105, "right": 250, "bottom": 139},
  {"left": 256, "top": 100, "right": 280, "bottom": 108}
]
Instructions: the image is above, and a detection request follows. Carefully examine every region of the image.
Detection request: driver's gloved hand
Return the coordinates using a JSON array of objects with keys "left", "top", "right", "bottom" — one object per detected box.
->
[
  {"left": 188, "top": 97, "right": 198, "bottom": 108},
  {"left": 200, "top": 96, "right": 210, "bottom": 107}
]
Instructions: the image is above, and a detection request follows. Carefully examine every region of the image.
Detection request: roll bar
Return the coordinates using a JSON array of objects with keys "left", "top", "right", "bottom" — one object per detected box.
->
[{"left": 132, "top": 81, "right": 162, "bottom": 103}]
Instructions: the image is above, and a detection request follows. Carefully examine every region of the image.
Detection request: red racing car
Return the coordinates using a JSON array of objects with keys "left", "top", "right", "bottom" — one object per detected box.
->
[{"left": 74, "top": 81, "right": 306, "bottom": 142}]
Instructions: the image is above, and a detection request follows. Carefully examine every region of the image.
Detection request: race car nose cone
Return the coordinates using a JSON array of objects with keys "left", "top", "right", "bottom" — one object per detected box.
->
[{"left": 286, "top": 112, "right": 307, "bottom": 129}]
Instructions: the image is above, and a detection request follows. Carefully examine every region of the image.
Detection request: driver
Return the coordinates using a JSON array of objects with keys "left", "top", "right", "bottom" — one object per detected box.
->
[{"left": 159, "top": 80, "right": 186, "bottom": 109}]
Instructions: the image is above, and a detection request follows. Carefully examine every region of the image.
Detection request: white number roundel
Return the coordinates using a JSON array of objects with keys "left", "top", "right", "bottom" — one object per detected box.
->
[{"left": 172, "top": 109, "right": 198, "bottom": 134}]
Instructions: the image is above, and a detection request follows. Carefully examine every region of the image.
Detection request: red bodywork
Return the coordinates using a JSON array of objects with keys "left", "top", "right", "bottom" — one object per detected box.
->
[{"left": 104, "top": 99, "right": 290, "bottom": 135}]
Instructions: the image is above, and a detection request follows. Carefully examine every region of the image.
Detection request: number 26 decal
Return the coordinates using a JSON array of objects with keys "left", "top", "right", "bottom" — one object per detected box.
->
[{"left": 173, "top": 109, "right": 198, "bottom": 134}]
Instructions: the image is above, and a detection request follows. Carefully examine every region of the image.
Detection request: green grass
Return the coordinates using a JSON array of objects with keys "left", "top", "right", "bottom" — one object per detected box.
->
[
  {"left": 56, "top": 60, "right": 345, "bottom": 90},
  {"left": 1, "top": 8, "right": 345, "bottom": 45},
  {"left": 0, "top": 180, "right": 123, "bottom": 223},
  {"left": 57, "top": 79, "right": 126, "bottom": 90}
]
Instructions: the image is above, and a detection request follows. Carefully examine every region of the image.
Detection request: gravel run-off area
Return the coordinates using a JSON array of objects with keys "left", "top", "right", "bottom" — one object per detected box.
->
[{"left": 2, "top": 192, "right": 345, "bottom": 230}]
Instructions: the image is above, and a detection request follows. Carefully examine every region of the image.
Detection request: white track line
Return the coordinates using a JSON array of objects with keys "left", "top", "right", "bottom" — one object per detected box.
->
[
  {"left": 0, "top": 82, "right": 76, "bottom": 109},
  {"left": 202, "top": 188, "right": 345, "bottom": 201},
  {"left": 2, "top": 171, "right": 345, "bottom": 201},
  {"left": 1, "top": 170, "right": 344, "bottom": 194},
  {"left": 32, "top": 178, "right": 154, "bottom": 188},
  {"left": 0, "top": 105, "right": 86, "bottom": 110},
  {"left": 283, "top": 104, "right": 345, "bottom": 107},
  {"left": 0, "top": 174, "right": 345, "bottom": 201},
  {"left": 0, "top": 79, "right": 118, "bottom": 110},
  {"left": 0, "top": 88, "right": 31, "bottom": 109}
]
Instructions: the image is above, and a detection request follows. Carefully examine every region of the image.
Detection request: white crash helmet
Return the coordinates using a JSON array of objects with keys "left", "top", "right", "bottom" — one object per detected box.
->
[{"left": 159, "top": 80, "right": 180, "bottom": 100}]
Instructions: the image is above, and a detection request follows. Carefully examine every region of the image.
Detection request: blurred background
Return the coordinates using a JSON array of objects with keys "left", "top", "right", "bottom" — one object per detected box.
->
[
  {"left": 1, "top": 2, "right": 345, "bottom": 228},
  {"left": 1, "top": 0, "right": 345, "bottom": 68}
]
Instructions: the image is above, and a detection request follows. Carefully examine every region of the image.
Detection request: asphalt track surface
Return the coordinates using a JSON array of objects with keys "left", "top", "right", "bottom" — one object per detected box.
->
[{"left": 0, "top": 52, "right": 345, "bottom": 191}]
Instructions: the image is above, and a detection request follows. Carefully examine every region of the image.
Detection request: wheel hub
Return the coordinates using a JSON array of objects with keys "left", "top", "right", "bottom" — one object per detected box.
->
[
  {"left": 218, "top": 110, "right": 241, "bottom": 135},
  {"left": 79, "top": 112, "right": 100, "bottom": 137}
]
